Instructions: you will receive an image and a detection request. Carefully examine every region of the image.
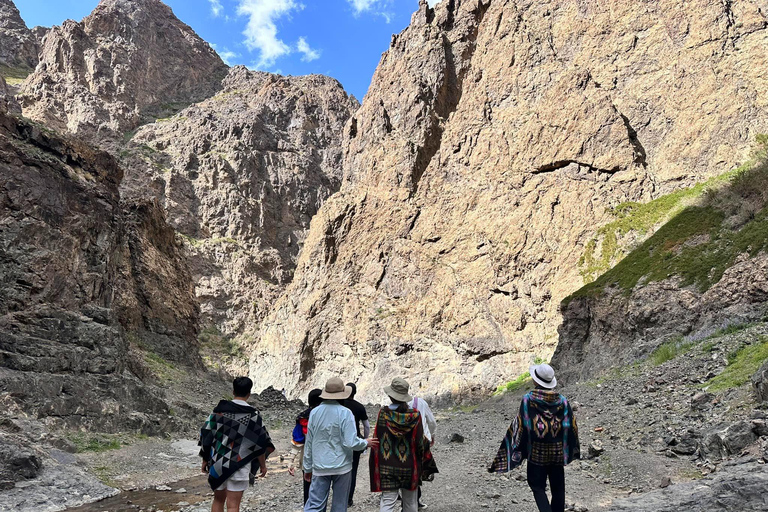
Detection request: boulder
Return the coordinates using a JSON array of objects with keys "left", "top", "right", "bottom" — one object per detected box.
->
[
  {"left": 700, "top": 421, "right": 758, "bottom": 461},
  {"left": 753, "top": 360, "right": 768, "bottom": 403}
]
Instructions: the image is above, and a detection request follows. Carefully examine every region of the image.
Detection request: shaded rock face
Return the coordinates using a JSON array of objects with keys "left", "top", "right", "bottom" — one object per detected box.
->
[
  {"left": 0, "top": 0, "right": 38, "bottom": 71},
  {"left": 555, "top": 253, "right": 768, "bottom": 383},
  {"left": 755, "top": 359, "right": 768, "bottom": 403},
  {"left": 123, "top": 66, "right": 358, "bottom": 337},
  {"left": 0, "top": 76, "right": 19, "bottom": 113},
  {"left": 254, "top": 0, "right": 768, "bottom": 401},
  {"left": 18, "top": 0, "right": 228, "bottom": 139},
  {"left": 608, "top": 462, "right": 768, "bottom": 512},
  {"left": 0, "top": 109, "right": 195, "bottom": 430}
]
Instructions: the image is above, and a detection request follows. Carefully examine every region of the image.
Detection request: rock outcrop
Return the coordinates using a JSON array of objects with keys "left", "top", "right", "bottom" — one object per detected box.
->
[
  {"left": 0, "top": 76, "right": 19, "bottom": 113},
  {"left": 18, "top": 0, "right": 227, "bottom": 140},
  {"left": 608, "top": 462, "right": 768, "bottom": 512},
  {"left": 755, "top": 360, "right": 768, "bottom": 402},
  {"left": 0, "top": 108, "right": 197, "bottom": 431},
  {"left": 122, "top": 66, "right": 357, "bottom": 339},
  {"left": 0, "top": 0, "right": 38, "bottom": 73},
  {"left": 254, "top": 0, "right": 768, "bottom": 401}
]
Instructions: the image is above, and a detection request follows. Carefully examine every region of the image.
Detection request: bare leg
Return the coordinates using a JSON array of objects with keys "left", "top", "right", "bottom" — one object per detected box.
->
[
  {"left": 212, "top": 490, "right": 227, "bottom": 512},
  {"left": 226, "top": 490, "right": 244, "bottom": 512}
]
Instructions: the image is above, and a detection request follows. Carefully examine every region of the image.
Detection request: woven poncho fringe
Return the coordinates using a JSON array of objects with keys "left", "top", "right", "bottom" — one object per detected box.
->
[
  {"left": 370, "top": 407, "right": 438, "bottom": 492},
  {"left": 199, "top": 400, "right": 275, "bottom": 490},
  {"left": 488, "top": 390, "right": 580, "bottom": 473}
]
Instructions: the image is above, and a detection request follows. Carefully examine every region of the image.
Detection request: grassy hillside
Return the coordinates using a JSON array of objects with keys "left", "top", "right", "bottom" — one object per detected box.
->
[{"left": 570, "top": 135, "right": 768, "bottom": 301}]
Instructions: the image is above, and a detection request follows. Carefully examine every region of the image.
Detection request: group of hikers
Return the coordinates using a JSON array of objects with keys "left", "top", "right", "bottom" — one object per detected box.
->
[{"left": 199, "top": 363, "right": 580, "bottom": 512}]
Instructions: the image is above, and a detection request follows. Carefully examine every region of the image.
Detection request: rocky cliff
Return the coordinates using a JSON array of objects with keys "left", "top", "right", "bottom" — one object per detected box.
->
[
  {"left": 554, "top": 141, "right": 768, "bottom": 382},
  {"left": 18, "top": 0, "right": 227, "bottom": 140},
  {"left": 0, "top": 0, "right": 37, "bottom": 75},
  {"left": 0, "top": 103, "right": 198, "bottom": 432},
  {"left": 121, "top": 67, "right": 357, "bottom": 343},
  {"left": 254, "top": 0, "right": 768, "bottom": 401}
]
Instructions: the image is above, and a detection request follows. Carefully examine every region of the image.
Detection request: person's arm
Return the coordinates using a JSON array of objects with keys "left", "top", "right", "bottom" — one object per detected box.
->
[
  {"left": 342, "top": 409, "right": 370, "bottom": 452},
  {"left": 199, "top": 415, "right": 213, "bottom": 473},
  {"left": 302, "top": 413, "right": 314, "bottom": 474},
  {"left": 422, "top": 400, "right": 438, "bottom": 440},
  {"left": 362, "top": 419, "right": 371, "bottom": 440},
  {"left": 257, "top": 453, "right": 268, "bottom": 477}
]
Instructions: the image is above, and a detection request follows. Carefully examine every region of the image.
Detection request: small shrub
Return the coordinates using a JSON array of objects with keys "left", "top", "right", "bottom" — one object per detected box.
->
[{"left": 650, "top": 337, "right": 695, "bottom": 366}]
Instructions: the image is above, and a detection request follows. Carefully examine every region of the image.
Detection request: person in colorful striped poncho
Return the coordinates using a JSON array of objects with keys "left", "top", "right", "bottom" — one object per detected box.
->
[
  {"left": 370, "top": 377, "right": 438, "bottom": 512},
  {"left": 488, "top": 363, "right": 580, "bottom": 512}
]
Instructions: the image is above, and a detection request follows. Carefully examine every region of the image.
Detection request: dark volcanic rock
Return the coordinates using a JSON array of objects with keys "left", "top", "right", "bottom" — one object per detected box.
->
[
  {"left": 0, "top": 109, "right": 195, "bottom": 431},
  {"left": 19, "top": 0, "right": 228, "bottom": 140}
]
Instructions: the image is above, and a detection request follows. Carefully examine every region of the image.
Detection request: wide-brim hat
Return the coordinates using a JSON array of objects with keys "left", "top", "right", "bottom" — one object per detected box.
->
[
  {"left": 530, "top": 363, "right": 557, "bottom": 389},
  {"left": 384, "top": 377, "right": 412, "bottom": 402},
  {"left": 320, "top": 376, "right": 352, "bottom": 400}
]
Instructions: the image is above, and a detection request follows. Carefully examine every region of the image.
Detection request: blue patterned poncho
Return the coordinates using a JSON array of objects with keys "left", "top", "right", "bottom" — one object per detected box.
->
[{"left": 488, "top": 389, "right": 580, "bottom": 472}]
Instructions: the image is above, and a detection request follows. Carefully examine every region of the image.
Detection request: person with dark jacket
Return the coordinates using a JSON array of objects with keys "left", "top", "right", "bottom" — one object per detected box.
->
[
  {"left": 344, "top": 382, "right": 370, "bottom": 507},
  {"left": 289, "top": 388, "right": 324, "bottom": 506},
  {"left": 199, "top": 377, "right": 275, "bottom": 512},
  {"left": 488, "top": 364, "right": 580, "bottom": 512}
]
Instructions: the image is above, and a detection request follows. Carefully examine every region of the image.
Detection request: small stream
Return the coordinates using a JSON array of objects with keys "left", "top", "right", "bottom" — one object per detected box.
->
[{"left": 65, "top": 475, "right": 211, "bottom": 512}]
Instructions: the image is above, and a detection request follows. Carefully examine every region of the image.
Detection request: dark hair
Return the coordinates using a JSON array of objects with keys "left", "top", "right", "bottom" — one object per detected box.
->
[
  {"left": 308, "top": 388, "right": 323, "bottom": 408},
  {"left": 346, "top": 382, "right": 357, "bottom": 400},
  {"left": 233, "top": 377, "right": 253, "bottom": 397}
]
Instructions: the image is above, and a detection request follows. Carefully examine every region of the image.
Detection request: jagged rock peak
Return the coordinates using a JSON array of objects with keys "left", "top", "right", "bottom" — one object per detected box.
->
[
  {"left": 18, "top": 0, "right": 228, "bottom": 139},
  {"left": 0, "top": 0, "right": 38, "bottom": 71},
  {"left": 120, "top": 63, "right": 358, "bottom": 341}
]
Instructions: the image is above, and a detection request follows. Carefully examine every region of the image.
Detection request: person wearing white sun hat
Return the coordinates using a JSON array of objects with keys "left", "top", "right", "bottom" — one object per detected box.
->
[
  {"left": 303, "top": 377, "right": 379, "bottom": 512},
  {"left": 488, "top": 363, "right": 580, "bottom": 512}
]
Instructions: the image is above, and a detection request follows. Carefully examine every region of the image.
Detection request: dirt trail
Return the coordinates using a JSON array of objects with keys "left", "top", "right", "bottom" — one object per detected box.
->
[{"left": 60, "top": 324, "right": 768, "bottom": 511}]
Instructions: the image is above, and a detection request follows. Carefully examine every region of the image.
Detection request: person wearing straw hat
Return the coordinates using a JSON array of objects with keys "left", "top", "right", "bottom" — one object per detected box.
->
[
  {"left": 370, "top": 378, "right": 438, "bottom": 512},
  {"left": 303, "top": 377, "right": 378, "bottom": 512},
  {"left": 488, "top": 363, "right": 580, "bottom": 512}
]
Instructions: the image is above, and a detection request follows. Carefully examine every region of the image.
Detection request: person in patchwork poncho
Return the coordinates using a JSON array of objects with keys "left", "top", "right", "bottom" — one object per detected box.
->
[
  {"left": 488, "top": 363, "right": 581, "bottom": 512},
  {"left": 199, "top": 376, "right": 275, "bottom": 512}
]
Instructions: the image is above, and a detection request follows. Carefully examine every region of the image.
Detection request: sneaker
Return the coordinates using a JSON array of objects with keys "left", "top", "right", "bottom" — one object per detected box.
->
[{"left": 418, "top": 500, "right": 428, "bottom": 509}]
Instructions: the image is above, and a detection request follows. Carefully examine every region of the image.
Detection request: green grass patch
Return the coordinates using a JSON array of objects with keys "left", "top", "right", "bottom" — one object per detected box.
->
[
  {"left": 68, "top": 433, "right": 122, "bottom": 453},
  {"left": 0, "top": 64, "right": 32, "bottom": 82},
  {"left": 579, "top": 170, "right": 740, "bottom": 283},
  {"left": 706, "top": 336, "right": 768, "bottom": 391},
  {"left": 650, "top": 337, "right": 696, "bottom": 366},
  {"left": 577, "top": 135, "right": 768, "bottom": 286},
  {"left": 568, "top": 144, "right": 768, "bottom": 303},
  {"left": 495, "top": 372, "right": 533, "bottom": 394}
]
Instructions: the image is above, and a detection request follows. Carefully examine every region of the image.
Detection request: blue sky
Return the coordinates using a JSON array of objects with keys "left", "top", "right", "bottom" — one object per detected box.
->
[{"left": 15, "top": 0, "right": 442, "bottom": 100}]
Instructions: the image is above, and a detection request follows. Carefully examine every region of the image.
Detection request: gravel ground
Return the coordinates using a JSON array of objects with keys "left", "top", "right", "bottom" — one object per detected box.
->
[{"left": 16, "top": 325, "right": 768, "bottom": 511}]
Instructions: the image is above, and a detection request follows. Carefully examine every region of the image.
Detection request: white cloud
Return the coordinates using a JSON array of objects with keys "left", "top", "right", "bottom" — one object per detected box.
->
[
  {"left": 218, "top": 49, "right": 240, "bottom": 65},
  {"left": 237, "top": 0, "right": 303, "bottom": 68},
  {"left": 209, "top": 0, "right": 223, "bottom": 17},
  {"left": 347, "top": 0, "right": 393, "bottom": 22},
  {"left": 296, "top": 37, "right": 320, "bottom": 62}
]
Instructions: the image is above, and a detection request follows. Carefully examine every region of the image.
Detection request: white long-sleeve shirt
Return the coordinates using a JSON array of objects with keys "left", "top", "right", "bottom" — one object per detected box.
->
[
  {"left": 302, "top": 401, "right": 368, "bottom": 476},
  {"left": 409, "top": 396, "right": 437, "bottom": 442}
]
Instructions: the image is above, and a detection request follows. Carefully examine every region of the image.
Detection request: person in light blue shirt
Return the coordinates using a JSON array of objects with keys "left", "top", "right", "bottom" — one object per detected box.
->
[{"left": 304, "top": 377, "right": 378, "bottom": 512}]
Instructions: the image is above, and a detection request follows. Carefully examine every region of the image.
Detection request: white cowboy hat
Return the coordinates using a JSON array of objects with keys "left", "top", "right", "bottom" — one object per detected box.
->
[
  {"left": 529, "top": 363, "right": 557, "bottom": 389},
  {"left": 319, "top": 376, "right": 353, "bottom": 400}
]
